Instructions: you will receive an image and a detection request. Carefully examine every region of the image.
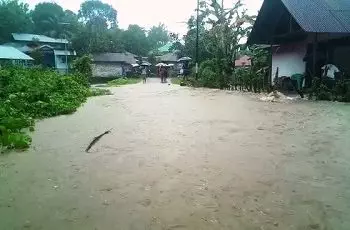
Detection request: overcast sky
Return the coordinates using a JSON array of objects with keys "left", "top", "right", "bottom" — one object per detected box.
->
[{"left": 23, "top": 0, "right": 263, "bottom": 34}]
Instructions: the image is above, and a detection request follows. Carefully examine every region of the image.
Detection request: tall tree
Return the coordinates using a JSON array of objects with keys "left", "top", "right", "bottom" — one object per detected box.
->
[
  {"left": 31, "top": 2, "right": 65, "bottom": 37},
  {"left": 0, "top": 0, "right": 33, "bottom": 43},
  {"left": 78, "top": 0, "right": 117, "bottom": 29},
  {"left": 122, "top": 25, "right": 149, "bottom": 56},
  {"left": 147, "top": 24, "right": 169, "bottom": 50},
  {"left": 183, "top": 0, "right": 254, "bottom": 88}
]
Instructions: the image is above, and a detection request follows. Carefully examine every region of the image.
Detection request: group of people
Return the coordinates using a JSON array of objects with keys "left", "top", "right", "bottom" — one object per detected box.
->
[{"left": 157, "top": 66, "right": 169, "bottom": 83}]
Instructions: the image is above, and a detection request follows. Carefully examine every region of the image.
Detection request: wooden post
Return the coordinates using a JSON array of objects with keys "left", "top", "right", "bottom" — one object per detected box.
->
[
  {"left": 312, "top": 33, "right": 318, "bottom": 77},
  {"left": 269, "top": 43, "right": 273, "bottom": 86}
]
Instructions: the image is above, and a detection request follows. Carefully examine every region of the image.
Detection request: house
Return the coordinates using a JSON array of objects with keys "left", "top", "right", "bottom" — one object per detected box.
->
[
  {"left": 91, "top": 52, "right": 138, "bottom": 77},
  {"left": 157, "top": 52, "right": 178, "bottom": 65},
  {"left": 4, "top": 33, "right": 76, "bottom": 73},
  {"left": 0, "top": 45, "right": 33, "bottom": 67},
  {"left": 248, "top": 0, "right": 350, "bottom": 87},
  {"left": 235, "top": 55, "right": 252, "bottom": 67},
  {"left": 157, "top": 42, "right": 175, "bottom": 54}
]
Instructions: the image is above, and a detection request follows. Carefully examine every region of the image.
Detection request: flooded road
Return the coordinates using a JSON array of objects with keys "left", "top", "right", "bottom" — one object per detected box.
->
[{"left": 1, "top": 78, "right": 350, "bottom": 230}]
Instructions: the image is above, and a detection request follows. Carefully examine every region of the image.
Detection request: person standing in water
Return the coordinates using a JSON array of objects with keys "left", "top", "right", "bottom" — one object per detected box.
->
[{"left": 142, "top": 67, "right": 147, "bottom": 83}]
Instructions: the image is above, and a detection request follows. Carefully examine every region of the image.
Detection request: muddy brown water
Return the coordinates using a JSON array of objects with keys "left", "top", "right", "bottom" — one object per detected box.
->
[{"left": 1, "top": 78, "right": 350, "bottom": 230}]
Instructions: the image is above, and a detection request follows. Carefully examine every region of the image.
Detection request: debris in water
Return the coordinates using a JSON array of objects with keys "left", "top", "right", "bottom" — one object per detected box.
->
[
  {"left": 103, "top": 200, "right": 110, "bottom": 206},
  {"left": 85, "top": 129, "right": 113, "bottom": 152},
  {"left": 260, "top": 90, "right": 294, "bottom": 102}
]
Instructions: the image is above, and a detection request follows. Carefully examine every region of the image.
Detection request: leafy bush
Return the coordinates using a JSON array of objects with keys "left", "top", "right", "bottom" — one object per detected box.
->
[
  {"left": 308, "top": 77, "right": 350, "bottom": 101},
  {"left": 333, "top": 80, "right": 350, "bottom": 102},
  {"left": 170, "top": 78, "right": 182, "bottom": 85},
  {"left": 108, "top": 78, "right": 141, "bottom": 86},
  {"left": 0, "top": 67, "right": 93, "bottom": 150},
  {"left": 72, "top": 55, "right": 92, "bottom": 87},
  {"left": 198, "top": 59, "right": 220, "bottom": 88}
]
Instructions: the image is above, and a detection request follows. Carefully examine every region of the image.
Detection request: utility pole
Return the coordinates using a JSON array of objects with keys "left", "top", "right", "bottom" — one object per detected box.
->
[
  {"left": 195, "top": 0, "right": 199, "bottom": 80},
  {"left": 65, "top": 34, "right": 68, "bottom": 74},
  {"left": 59, "top": 22, "right": 70, "bottom": 74}
]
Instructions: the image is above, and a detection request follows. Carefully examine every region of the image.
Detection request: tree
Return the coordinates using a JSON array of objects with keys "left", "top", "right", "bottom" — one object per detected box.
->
[
  {"left": 183, "top": 14, "right": 214, "bottom": 63},
  {"left": 147, "top": 24, "right": 169, "bottom": 50},
  {"left": 31, "top": 3, "right": 65, "bottom": 37},
  {"left": 0, "top": 0, "right": 33, "bottom": 43},
  {"left": 122, "top": 25, "right": 149, "bottom": 56},
  {"left": 78, "top": 0, "right": 117, "bottom": 29},
  {"left": 182, "top": 0, "right": 255, "bottom": 88}
]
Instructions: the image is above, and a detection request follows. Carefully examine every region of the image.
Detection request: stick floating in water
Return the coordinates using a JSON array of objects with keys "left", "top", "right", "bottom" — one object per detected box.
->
[{"left": 85, "top": 129, "right": 113, "bottom": 152}]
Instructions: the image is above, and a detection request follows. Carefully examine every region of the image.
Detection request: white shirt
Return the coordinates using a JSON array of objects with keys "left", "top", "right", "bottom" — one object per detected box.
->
[{"left": 322, "top": 64, "right": 340, "bottom": 79}]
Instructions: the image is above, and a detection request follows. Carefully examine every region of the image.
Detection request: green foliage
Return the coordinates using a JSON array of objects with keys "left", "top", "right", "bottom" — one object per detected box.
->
[
  {"left": 181, "top": 0, "right": 257, "bottom": 89},
  {"left": 148, "top": 24, "right": 170, "bottom": 50},
  {"left": 170, "top": 78, "right": 183, "bottom": 85},
  {"left": 79, "top": 0, "right": 117, "bottom": 28},
  {"left": 122, "top": 25, "right": 150, "bottom": 56},
  {"left": 108, "top": 78, "right": 141, "bottom": 86},
  {"left": 309, "top": 78, "right": 350, "bottom": 102},
  {"left": 0, "top": 0, "right": 176, "bottom": 57},
  {"left": 198, "top": 59, "right": 220, "bottom": 88},
  {"left": 309, "top": 78, "right": 332, "bottom": 101},
  {"left": 334, "top": 80, "right": 350, "bottom": 102},
  {"left": 29, "top": 49, "right": 44, "bottom": 66},
  {"left": 31, "top": 2, "right": 65, "bottom": 37},
  {"left": 0, "top": 67, "right": 93, "bottom": 150},
  {"left": 72, "top": 55, "right": 92, "bottom": 86},
  {"left": 0, "top": 0, "right": 33, "bottom": 43},
  {"left": 88, "top": 88, "right": 112, "bottom": 97}
]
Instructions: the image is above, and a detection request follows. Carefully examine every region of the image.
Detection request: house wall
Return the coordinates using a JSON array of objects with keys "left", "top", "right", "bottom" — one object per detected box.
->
[
  {"left": 92, "top": 62, "right": 124, "bottom": 77},
  {"left": 272, "top": 41, "right": 307, "bottom": 82},
  {"left": 333, "top": 46, "right": 350, "bottom": 75},
  {"left": 55, "top": 55, "right": 68, "bottom": 73}
]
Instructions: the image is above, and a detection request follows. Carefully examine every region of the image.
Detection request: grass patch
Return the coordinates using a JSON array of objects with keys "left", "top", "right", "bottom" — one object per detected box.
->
[
  {"left": 108, "top": 78, "right": 141, "bottom": 86},
  {"left": 88, "top": 88, "right": 112, "bottom": 97},
  {"left": 171, "top": 77, "right": 183, "bottom": 85}
]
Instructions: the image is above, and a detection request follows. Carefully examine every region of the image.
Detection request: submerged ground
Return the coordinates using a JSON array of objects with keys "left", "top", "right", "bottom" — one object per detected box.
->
[{"left": 1, "top": 78, "right": 350, "bottom": 230}]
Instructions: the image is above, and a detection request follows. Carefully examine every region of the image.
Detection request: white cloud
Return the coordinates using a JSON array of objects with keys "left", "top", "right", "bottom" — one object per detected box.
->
[{"left": 23, "top": 0, "right": 263, "bottom": 34}]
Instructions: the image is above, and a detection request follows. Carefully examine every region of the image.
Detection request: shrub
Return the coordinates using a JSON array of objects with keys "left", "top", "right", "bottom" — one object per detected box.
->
[
  {"left": 0, "top": 67, "right": 92, "bottom": 150},
  {"left": 88, "top": 88, "right": 112, "bottom": 97},
  {"left": 107, "top": 78, "right": 141, "bottom": 86},
  {"left": 72, "top": 55, "right": 92, "bottom": 86},
  {"left": 334, "top": 80, "right": 350, "bottom": 102},
  {"left": 198, "top": 59, "right": 220, "bottom": 88}
]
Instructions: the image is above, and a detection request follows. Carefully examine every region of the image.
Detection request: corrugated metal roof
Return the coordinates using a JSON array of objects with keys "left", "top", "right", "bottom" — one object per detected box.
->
[
  {"left": 54, "top": 50, "right": 77, "bottom": 56},
  {"left": 2, "top": 42, "right": 32, "bottom": 53},
  {"left": 158, "top": 42, "right": 174, "bottom": 53},
  {"left": 92, "top": 52, "right": 138, "bottom": 64},
  {"left": 12, "top": 33, "right": 68, "bottom": 44},
  {"left": 157, "top": 52, "right": 178, "bottom": 62},
  {"left": 248, "top": 0, "right": 350, "bottom": 44},
  {"left": 281, "top": 0, "right": 350, "bottom": 33},
  {"left": 0, "top": 45, "right": 33, "bottom": 60}
]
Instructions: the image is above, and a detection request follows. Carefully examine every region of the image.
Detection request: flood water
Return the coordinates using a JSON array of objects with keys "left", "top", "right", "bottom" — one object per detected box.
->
[{"left": 1, "top": 78, "right": 350, "bottom": 230}]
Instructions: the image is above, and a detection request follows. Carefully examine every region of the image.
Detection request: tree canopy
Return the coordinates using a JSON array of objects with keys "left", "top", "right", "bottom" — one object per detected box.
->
[
  {"left": 78, "top": 0, "right": 117, "bottom": 28},
  {"left": 148, "top": 24, "right": 170, "bottom": 50},
  {"left": 0, "top": 0, "right": 32, "bottom": 43},
  {"left": 0, "top": 0, "right": 177, "bottom": 56}
]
